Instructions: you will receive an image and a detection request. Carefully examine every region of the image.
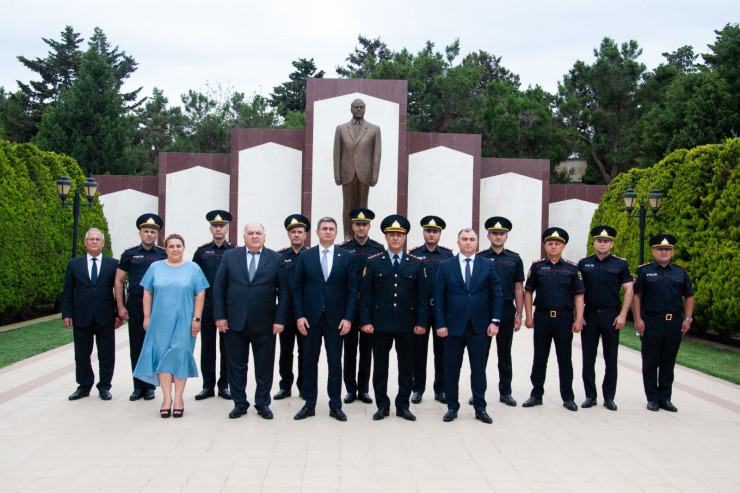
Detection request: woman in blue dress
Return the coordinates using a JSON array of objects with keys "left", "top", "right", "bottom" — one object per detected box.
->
[{"left": 134, "top": 233, "right": 209, "bottom": 418}]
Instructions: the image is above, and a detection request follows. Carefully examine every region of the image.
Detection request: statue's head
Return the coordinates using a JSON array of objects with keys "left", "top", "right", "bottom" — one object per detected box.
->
[{"left": 351, "top": 99, "right": 366, "bottom": 119}]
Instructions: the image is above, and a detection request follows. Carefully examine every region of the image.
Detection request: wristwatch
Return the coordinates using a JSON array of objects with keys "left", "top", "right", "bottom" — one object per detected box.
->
[
  {"left": 684, "top": 317, "right": 693, "bottom": 322},
  {"left": 193, "top": 317, "right": 201, "bottom": 322},
  {"left": 491, "top": 319, "right": 500, "bottom": 325}
]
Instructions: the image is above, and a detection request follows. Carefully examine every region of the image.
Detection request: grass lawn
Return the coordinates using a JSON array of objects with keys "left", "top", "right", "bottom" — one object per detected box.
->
[
  {"left": 620, "top": 322, "right": 740, "bottom": 385},
  {"left": 0, "top": 318, "right": 72, "bottom": 369}
]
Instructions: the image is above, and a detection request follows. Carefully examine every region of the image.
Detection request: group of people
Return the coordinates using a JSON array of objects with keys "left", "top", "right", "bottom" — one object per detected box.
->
[{"left": 61, "top": 207, "right": 694, "bottom": 422}]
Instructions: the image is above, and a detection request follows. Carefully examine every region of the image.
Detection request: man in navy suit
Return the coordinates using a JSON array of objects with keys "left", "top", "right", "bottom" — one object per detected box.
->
[
  {"left": 213, "top": 222, "right": 288, "bottom": 420},
  {"left": 292, "top": 217, "right": 357, "bottom": 421},
  {"left": 62, "top": 228, "right": 122, "bottom": 401},
  {"left": 434, "top": 228, "right": 503, "bottom": 424}
]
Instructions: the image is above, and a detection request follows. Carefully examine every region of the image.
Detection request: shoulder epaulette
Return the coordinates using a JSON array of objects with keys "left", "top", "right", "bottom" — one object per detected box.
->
[
  {"left": 124, "top": 244, "right": 139, "bottom": 251},
  {"left": 408, "top": 253, "right": 423, "bottom": 261},
  {"left": 154, "top": 245, "right": 166, "bottom": 251},
  {"left": 505, "top": 248, "right": 520, "bottom": 255},
  {"left": 339, "top": 239, "right": 352, "bottom": 247},
  {"left": 476, "top": 249, "right": 487, "bottom": 255},
  {"left": 672, "top": 263, "right": 687, "bottom": 270},
  {"left": 638, "top": 262, "right": 651, "bottom": 269},
  {"left": 562, "top": 259, "right": 577, "bottom": 266},
  {"left": 368, "top": 238, "right": 384, "bottom": 247},
  {"left": 532, "top": 258, "right": 546, "bottom": 264},
  {"left": 613, "top": 254, "right": 628, "bottom": 262},
  {"left": 197, "top": 242, "right": 211, "bottom": 249},
  {"left": 368, "top": 252, "right": 384, "bottom": 260},
  {"left": 277, "top": 247, "right": 289, "bottom": 253},
  {"left": 439, "top": 245, "right": 453, "bottom": 251},
  {"left": 409, "top": 245, "right": 423, "bottom": 252}
]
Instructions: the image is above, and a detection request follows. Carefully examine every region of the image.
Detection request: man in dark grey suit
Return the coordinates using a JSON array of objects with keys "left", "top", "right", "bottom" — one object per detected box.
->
[
  {"left": 213, "top": 222, "right": 288, "bottom": 420},
  {"left": 62, "top": 228, "right": 122, "bottom": 401}
]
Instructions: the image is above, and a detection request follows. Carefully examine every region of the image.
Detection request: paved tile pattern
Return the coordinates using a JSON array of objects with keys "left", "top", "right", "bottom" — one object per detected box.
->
[{"left": 1, "top": 323, "right": 738, "bottom": 492}]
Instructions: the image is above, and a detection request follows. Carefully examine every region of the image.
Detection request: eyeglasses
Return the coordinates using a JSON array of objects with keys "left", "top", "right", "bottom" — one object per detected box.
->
[{"left": 86, "top": 238, "right": 103, "bottom": 242}]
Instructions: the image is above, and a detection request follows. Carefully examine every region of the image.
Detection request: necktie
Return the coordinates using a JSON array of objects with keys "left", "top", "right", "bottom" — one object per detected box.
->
[
  {"left": 464, "top": 258, "right": 472, "bottom": 290},
  {"left": 91, "top": 257, "right": 98, "bottom": 285},
  {"left": 322, "top": 249, "right": 330, "bottom": 280},
  {"left": 248, "top": 251, "right": 259, "bottom": 282},
  {"left": 393, "top": 254, "right": 400, "bottom": 271}
]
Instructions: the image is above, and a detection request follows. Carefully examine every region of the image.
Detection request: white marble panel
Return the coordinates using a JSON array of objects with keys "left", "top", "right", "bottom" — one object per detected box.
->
[
  {"left": 479, "top": 172, "right": 543, "bottom": 270},
  {"left": 312, "top": 93, "right": 399, "bottom": 240},
  {"left": 549, "top": 199, "right": 599, "bottom": 263},
  {"left": 165, "top": 166, "right": 230, "bottom": 250},
  {"left": 407, "top": 146, "right": 474, "bottom": 253},
  {"left": 99, "top": 190, "right": 158, "bottom": 259},
  {"left": 238, "top": 142, "right": 302, "bottom": 250}
]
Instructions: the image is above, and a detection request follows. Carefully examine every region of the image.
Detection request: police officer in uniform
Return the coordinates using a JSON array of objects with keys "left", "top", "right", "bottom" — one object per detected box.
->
[
  {"left": 340, "top": 208, "right": 384, "bottom": 404},
  {"left": 274, "top": 214, "right": 310, "bottom": 400},
  {"left": 522, "top": 227, "right": 584, "bottom": 411},
  {"left": 192, "top": 210, "right": 235, "bottom": 400},
  {"left": 633, "top": 234, "right": 694, "bottom": 412},
  {"left": 409, "top": 216, "right": 453, "bottom": 404},
  {"left": 577, "top": 226, "right": 633, "bottom": 411},
  {"left": 476, "top": 217, "right": 524, "bottom": 407},
  {"left": 361, "top": 215, "right": 429, "bottom": 421},
  {"left": 115, "top": 214, "right": 167, "bottom": 401}
]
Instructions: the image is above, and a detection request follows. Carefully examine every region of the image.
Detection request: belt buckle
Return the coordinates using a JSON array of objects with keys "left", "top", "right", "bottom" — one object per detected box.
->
[
  {"left": 665, "top": 314, "right": 672, "bottom": 321},
  {"left": 549, "top": 310, "right": 557, "bottom": 318}
]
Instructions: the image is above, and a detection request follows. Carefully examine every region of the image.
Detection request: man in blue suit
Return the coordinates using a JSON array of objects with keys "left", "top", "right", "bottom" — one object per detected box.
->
[
  {"left": 434, "top": 228, "right": 503, "bottom": 424},
  {"left": 62, "top": 228, "right": 122, "bottom": 401},
  {"left": 213, "top": 222, "right": 288, "bottom": 420},
  {"left": 293, "top": 217, "right": 357, "bottom": 421}
]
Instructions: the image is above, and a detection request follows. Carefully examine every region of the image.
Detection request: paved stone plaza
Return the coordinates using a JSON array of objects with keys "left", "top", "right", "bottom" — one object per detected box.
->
[{"left": 1, "top": 322, "right": 738, "bottom": 492}]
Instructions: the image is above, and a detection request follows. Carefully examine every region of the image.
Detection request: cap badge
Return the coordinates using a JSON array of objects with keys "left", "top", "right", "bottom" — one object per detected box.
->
[
  {"left": 358, "top": 212, "right": 366, "bottom": 219},
  {"left": 289, "top": 218, "right": 299, "bottom": 225},
  {"left": 145, "top": 217, "right": 156, "bottom": 225},
  {"left": 600, "top": 229, "right": 608, "bottom": 237},
  {"left": 429, "top": 219, "right": 437, "bottom": 226},
  {"left": 661, "top": 238, "right": 670, "bottom": 245},
  {"left": 494, "top": 222, "right": 502, "bottom": 229},
  {"left": 392, "top": 220, "right": 401, "bottom": 229}
]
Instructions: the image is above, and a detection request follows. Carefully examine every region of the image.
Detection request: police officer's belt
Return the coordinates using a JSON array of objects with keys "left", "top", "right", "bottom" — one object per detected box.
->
[
  {"left": 535, "top": 307, "right": 572, "bottom": 318},
  {"left": 585, "top": 306, "right": 620, "bottom": 314},
  {"left": 644, "top": 311, "right": 679, "bottom": 321}
]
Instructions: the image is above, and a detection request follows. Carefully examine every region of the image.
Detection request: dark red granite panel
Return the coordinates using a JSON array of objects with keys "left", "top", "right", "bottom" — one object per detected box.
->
[
  {"left": 231, "top": 129, "right": 304, "bottom": 152},
  {"left": 549, "top": 184, "right": 607, "bottom": 204},
  {"left": 94, "top": 175, "right": 158, "bottom": 196}
]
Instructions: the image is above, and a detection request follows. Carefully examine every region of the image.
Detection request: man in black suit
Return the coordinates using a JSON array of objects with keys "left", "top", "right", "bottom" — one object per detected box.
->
[
  {"left": 434, "top": 228, "right": 503, "bottom": 424},
  {"left": 360, "top": 215, "right": 429, "bottom": 421},
  {"left": 293, "top": 217, "right": 357, "bottom": 421},
  {"left": 62, "top": 228, "right": 122, "bottom": 401},
  {"left": 213, "top": 222, "right": 288, "bottom": 420}
]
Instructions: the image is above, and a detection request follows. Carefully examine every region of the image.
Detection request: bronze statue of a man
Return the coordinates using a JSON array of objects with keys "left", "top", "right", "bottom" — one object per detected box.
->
[{"left": 334, "top": 99, "right": 382, "bottom": 239}]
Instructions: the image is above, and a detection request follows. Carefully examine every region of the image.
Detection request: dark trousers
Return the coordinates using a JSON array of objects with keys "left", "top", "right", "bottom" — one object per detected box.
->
[
  {"left": 303, "top": 314, "right": 343, "bottom": 410},
  {"left": 341, "top": 179, "right": 370, "bottom": 238},
  {"left": 372, "top": 331, "right": 414, "bottom": 411},
  {"left": 486, "top": 303, "right": 516, "bottom": 396},
  {"left": 127, "top": 298, "right": 154, "bottom": 391},
  {"left": 412, "top": 317, "right": 445, "bottom": 395},
  {"left": 343, "top": 319, "right": 372, "bottom": 395},
  {"left": 73, "top": 321, "right": 115, "bottom": 392},
  {"left": 224, "top": 323, "right": 276, "bottom": 408},
  {"left": 278, "top": 321, "right": 304, "bottom": 392},
  {"left": 529, "top": 312, "right": 574, "bottom": 401},
  {"left": 640, "top": 314, "right": 683, "bottom": 403},
  {"left": 581, "top": 309, "right": 620, "bottom": 400},
  {"left": 199, "top": 308, "right": 228, "bottom": 391},
  {"left": 444, "top": 321, "right": 489, "bottom": 413}
]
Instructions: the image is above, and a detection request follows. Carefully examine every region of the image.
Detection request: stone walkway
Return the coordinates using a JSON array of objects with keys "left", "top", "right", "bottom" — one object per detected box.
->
[{"left": 1, "top": 320, "right": 738, "bottom": 492}]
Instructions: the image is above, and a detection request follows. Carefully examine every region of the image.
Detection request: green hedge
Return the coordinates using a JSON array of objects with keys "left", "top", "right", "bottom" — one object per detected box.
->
[
  {"left": 589, "top": 138, "right": 740, "bottom": 335},
  {"left": 0, "top": 142, "right": 111, "bottom": 317}
]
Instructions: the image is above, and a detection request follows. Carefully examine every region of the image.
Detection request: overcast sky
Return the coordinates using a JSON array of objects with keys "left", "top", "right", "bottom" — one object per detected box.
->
[{"left": 1, "top": 0, "right": 737, "bottom": 105}]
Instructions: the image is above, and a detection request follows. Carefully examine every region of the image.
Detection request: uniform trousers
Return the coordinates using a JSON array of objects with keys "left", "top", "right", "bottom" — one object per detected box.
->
[
  {"left": 640, "top": 314, "right": 683, "bottom": 402},
  {"left": 412, "top": 314, "right": 445, "bottom": 395},
  {"left": 200, "top": 306, "right": 229, "bottom": 392},
  {"left": 343, "top": 317, "right": 372, "bottom": 396},
  {"left": 486, "top": 303, "right": 516, "bottom": 395},
  {"left": 302, "top": 314, "right": 343, "bottom": 410},
  {"left": 224, "top": 322, "right": 276, "bottom": 409},
  {"left": 127, "top": 296, "right": 155, "bottom": 391},
  {"left": 372, "top": 331, "right": 414, "bottom": 411},
  {"left": 73, "top": 321, "right": 115, "bottom": 392},
  {"left": 444, "top": 321, "right": 489, "bottom": 413},
  {"left": 529, "top": 311, "right": 575, "bottom": 401},
  {"left": 581, "top": 308, "right": 620, "bottom": 400},
  {"left": 277, "top": 320, "right": 304, "bottom": 393}
]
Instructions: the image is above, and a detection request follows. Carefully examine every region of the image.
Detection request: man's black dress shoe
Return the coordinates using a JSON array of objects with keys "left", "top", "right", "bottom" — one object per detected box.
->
[
  {"left": 475, "top": 411, "right": 493, "bottom": 424},
  {"left": 581, "top": 397, "right": 596, "bottom": 408},
  {"left": 442, "top": 410, "right": 458, "bottom": 422},
  {"left": 603, "top": 399, "right": 618, "bottom": 411},
  {"left": 69, "top": 389, "right": 90, "bottom": 400},
  {"left": 143, "top": 389, "right": 155, "bottom": 400},
  {"left": 99, "top": 390, "right": 112, "bottom": 400},
  {"left": 228, "top": 406, "right": 249, "bottom": 419},
  {"left": 522, "top": 396, "right": 542, "bottom": 407},
  {"left": 373, "top": 408, "right": 390, "bottom": 420},
  {"left": 129, "top": 389, "right": 143, "bottom": 401},
  {"left": 273, "top": 389, "right": 291, "bottom": 400},
  {"left": 218, "top": 387, "right": 232, "bottom": 400},
  {"left": 499, "top": 394, "right": 517, "bottom": 407},
  {"left": 411, "top": 391, "right": 422, "bottom": 404},
  {"left": 396, "top": 408, "right": 416, "bottom": 421},
  {"left": 468, "top": 397, "right": 474, "bottom": 406},
  {"left": 343, "top": 393, "right": 356, "bottom": 404},
  {"left": 360, "top": 392, "right": 373, "bottom": 404},
  {"left": 195, "top": 388, "right": 215, "bottom": 401},
  {"left": 647, "top": 401, "right": 659, "bottom": 411},
  {"left": 329, "top": 408, "right": 347, "bottom": 421},
  {"left": 563, "top": 400, "right": 578, "bottom": 411},
  {"left": 434, "top": 392, "right": 448, "bottom": 404},
  {"left": 294, "top": 406, "right": 315, "bottom": 420},
  {"left": 255, "top": 405, "right": 274, "bottom": 419},
  {"left": 659, "top": 400, "right": 678, "bottom": 412}
]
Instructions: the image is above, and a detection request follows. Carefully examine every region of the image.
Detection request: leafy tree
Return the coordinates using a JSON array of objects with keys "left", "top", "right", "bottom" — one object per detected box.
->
[
  {"left": 86, "top": 27, "right": 142, "bottom": 108},
  {"left": 336, "top": 35, "right": 393, "bottom": 78},
  {"left": 131, "top": 88, "right": 185, "bottom": 174},
  {"left": 0, "top": 88, "right": 38, "bottom": 143},
  {"left": 270, "top": 58, "right": 325, "bottom": 117}
]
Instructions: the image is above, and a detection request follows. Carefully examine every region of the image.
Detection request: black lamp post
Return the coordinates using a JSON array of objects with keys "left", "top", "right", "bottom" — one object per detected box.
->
[
  {"left": 623, "top": 186, "right": 663, "bottom": 265},
  {"left": 57, "top": 173, "right": 99, "bottom": 258}
]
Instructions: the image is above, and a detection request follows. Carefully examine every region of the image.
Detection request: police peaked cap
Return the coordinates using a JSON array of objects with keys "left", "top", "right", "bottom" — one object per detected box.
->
[
  {"left": 284, "top": 214, "right": 310, "bottom": 231},
  {"left": 349, "top": 208, "right": 375, "bottom": 223},
  {"left": 485, "top": 216, "right": 513, "bottom": 232},
  {"left": 649, "top": 234, "right": 677, "bottom": 249},
  {"left": 590, "top": 225, "right": 616, "bottom": 240},
  {"left": 381, "top": 214, "right": 410, "bottom": 234},
  {"left": 420, "top": 215, "right": 446, "bottom": 231},
  {"left": 542, "top": 227, "right": 569, "bottom": 244},
  {"left": 137, "top": 214, "right": 163, "bottom": 231},
  {"left": 206, "top": 210, "right": 232, "bottom": 225}
]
